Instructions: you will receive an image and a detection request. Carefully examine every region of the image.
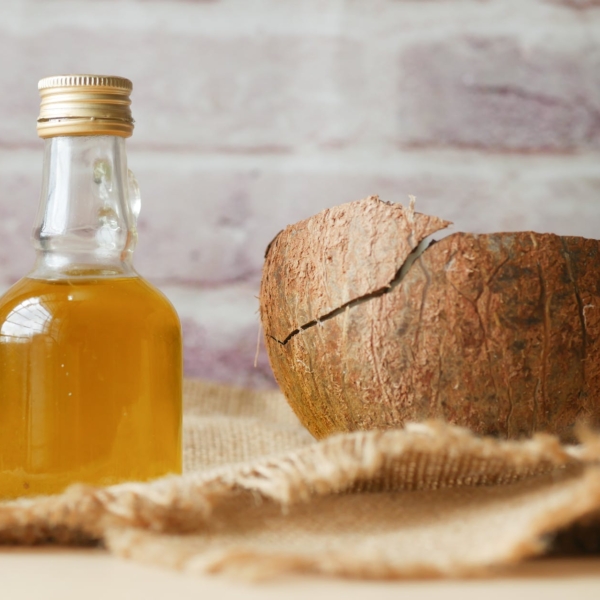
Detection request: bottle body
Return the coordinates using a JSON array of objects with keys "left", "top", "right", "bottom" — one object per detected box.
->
[
  {"left": 0, "top": 275, "right": 182, "bottom": 498},
  {"left": 0, "top": 127, "right": 182, "bottom": 498}
]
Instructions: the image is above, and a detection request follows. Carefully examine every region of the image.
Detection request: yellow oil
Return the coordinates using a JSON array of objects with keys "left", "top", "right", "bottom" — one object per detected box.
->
[{"left": 0, "top": 275, "right": 182, "bottom": 498}]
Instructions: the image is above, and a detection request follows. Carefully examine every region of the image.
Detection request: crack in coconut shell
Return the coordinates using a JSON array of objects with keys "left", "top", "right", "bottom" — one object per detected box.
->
[
  {"left": 270, "top": 234, "right": 439, "bottom": 346},
  {"left": 261, "top": 195, "right": 451, "bottom": 345},
  {"left": 260, "top": 196, "right": 600, "bottom": 442}
]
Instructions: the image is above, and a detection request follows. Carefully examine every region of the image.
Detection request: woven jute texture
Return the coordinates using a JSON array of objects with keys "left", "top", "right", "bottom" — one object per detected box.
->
[{"left": 2, "top": 379, "right": 600, "bottom": 579}]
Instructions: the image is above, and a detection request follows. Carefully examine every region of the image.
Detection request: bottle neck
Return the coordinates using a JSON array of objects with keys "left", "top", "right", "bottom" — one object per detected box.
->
[{"left": 31, "top": 135, "right": 140, "bottom": 279}]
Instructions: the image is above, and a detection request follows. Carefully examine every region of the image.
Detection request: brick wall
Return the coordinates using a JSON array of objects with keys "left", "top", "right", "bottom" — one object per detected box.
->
[{"left": 1, "top": 0, "right": 599, "bottom": 388}]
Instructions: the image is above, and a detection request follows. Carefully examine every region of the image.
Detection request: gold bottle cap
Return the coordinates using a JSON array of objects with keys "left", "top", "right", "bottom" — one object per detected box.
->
[{"left": 37, "top": 74, "right": 134, "bottom": 139}]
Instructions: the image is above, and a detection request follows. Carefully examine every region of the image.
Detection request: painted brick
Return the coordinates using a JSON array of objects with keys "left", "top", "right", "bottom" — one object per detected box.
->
[
  {"left": 547, "top": 0, "right": 600, "bottom": 8},
  {"left": 0, "top": 27, "right": 366, "bottom": 153},
  {"left": 2, "top": 151, "right": 599, "bottom": 287},
  {"left": 5, "top": 1, "right": 598, "bottom": 155},
  {"left": 397, "top": 36, "right": 600, "bottom": 151},
  {"left": 128, "top": 155, "right": 600, "bottom": 283}
]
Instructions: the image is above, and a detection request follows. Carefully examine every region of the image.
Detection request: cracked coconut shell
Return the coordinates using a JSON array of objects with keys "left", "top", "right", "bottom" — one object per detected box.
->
[{"left": 260, "top": 195, "right": 600, "bottom": 441}]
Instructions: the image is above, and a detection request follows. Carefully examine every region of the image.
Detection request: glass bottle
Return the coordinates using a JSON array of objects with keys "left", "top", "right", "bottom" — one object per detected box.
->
[{"left": 0, "top": 75, "right": 182, "bottom": 498}]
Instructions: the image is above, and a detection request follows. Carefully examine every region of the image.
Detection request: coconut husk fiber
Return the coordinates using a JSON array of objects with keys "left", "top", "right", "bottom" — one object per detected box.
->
[
  {"left": 1, "top": 379, "right": 600, "bottom": 580},
  {"left": 260, "top": 196, "right": 600, "bottom": 443}
]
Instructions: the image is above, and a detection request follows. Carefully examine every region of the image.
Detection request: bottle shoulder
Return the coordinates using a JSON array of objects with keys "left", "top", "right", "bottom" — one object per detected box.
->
[
  {"left": 0, "top": 278, "right": 37, "bottom": 312},
  {"left": 131, "top": 276, "right": 181, "bottom": 323},
  {"left": 0, "top": 276, "right": 181, "bottom": 336}
]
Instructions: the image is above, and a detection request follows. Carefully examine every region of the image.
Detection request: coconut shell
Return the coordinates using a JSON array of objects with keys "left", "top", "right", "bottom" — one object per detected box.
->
[{"left": 260, "top": 196, "right": 600, "bottom": 441}]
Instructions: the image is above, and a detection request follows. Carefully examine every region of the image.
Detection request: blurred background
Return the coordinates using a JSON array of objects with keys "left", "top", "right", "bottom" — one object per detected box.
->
[{"left": 0, "top": 0, "right": 599, "bottom": 389}]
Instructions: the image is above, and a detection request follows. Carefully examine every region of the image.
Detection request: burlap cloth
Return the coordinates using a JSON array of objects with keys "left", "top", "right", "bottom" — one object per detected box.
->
[{"left": 1, "top": 379, "right": 600, "bottom": 579}]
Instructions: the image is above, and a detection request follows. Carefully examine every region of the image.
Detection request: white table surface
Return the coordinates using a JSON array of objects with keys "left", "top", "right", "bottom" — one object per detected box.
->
[{"left": 1, "top": 548, "right": 600, "bottom": 600}]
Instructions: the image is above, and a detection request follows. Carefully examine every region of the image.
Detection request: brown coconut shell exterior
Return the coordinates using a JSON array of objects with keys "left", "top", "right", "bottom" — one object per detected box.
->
[{"left": 260, "top": 196, "right": 600, "bottom": 441}]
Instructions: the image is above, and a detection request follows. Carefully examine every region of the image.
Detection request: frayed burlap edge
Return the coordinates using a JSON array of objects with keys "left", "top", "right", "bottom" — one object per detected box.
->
[{"left": 1, "top": 419, "right": 600, "bottom": 580}]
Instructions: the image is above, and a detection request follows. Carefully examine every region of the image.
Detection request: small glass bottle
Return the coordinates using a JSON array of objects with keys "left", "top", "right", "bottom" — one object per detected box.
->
[{"left": 0, "top": 75, "right": 182, "bottom": 498}]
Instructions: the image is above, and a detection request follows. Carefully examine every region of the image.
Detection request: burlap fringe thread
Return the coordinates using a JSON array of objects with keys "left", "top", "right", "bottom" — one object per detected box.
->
[{"left": 1, "top": 380, "right": 600, "bottom": 580}]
